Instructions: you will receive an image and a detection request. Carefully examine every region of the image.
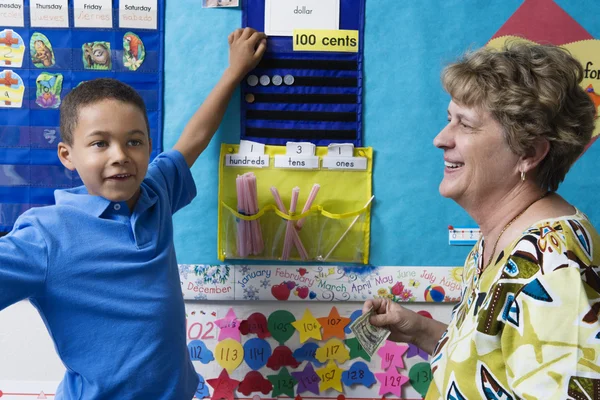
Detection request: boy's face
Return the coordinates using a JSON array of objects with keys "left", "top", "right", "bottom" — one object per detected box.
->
[{"left": 58, "top": 99, "right": 151, "bottom": 210}]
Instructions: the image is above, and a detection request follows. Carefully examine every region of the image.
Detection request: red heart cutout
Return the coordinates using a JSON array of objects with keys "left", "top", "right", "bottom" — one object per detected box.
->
[
  {"left": 271, "top": 283, "right": 291, "bottom": 301},
  {"left": 297, "top": 286, "right": 309, "bottom": 299},
  {"left": 298, "top": 268, "right": 307, "bottom": 276}
]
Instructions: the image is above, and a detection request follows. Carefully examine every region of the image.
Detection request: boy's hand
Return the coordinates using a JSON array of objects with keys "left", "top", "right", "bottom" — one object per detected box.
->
[{"left": 227, "top": 28, "right": 267, "bottom": 79}]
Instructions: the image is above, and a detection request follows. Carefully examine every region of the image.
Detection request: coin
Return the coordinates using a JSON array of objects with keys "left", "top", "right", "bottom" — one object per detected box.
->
[
  {"left": 245, "top": 93, "right": 255, "bottom": 103},
  {"left": 259, "top": 75, "right": 271, "bottom": 86},
  {"left": 246, "top": 75, "right": 259, "bottom": 86},
  {"left": 272, "top": 75, "right": 283, "bottom": 86},
  {"left": 283, "top": 74, "right": 295, "bottom": 85}
]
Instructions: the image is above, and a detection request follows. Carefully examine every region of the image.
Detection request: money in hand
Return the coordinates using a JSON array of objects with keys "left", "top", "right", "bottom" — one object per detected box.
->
[{"left": 349, "top": 306, "right": 391, "bottom": 357}]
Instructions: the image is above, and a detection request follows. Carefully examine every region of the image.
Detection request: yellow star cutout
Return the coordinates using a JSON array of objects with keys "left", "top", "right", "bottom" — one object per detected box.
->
[
  {"left": 291, "top": 309, "right": 322, "bottom": 343},
  {"left": 316, "top": 360, "right": 344, "bottom": 392}
]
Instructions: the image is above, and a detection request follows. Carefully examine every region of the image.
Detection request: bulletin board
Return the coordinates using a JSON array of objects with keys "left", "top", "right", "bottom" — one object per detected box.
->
[
  {"left": 0, "top": 0, "right": 165, "bottom": 234},
  {"left": 2, "top": 1, "right": 600, "bottom": 400}
]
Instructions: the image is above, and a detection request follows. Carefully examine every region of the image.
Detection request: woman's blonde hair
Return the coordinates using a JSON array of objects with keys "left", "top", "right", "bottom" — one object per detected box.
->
[{"left": 442, "top": 42, "right": 596, "bottom": 191}]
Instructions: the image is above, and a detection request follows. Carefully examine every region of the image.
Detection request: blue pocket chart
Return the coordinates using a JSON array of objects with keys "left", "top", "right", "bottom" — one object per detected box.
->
[
  {"left": 241, "top": 0, "right": 365, "bottom": 147},
  {"left": 0, "top": 0, "right": 165, "bottom": 234}
]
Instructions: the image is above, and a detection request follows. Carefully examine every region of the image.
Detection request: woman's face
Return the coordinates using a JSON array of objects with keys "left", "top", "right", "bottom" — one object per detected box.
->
[{"left": 433, "top": 100, "right": 521, "bottom": 205}]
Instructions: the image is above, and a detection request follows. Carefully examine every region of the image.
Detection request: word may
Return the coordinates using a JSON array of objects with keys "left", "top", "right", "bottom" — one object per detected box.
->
[{"left": 375, "top": 275, "right": 393, "bottom": 285}]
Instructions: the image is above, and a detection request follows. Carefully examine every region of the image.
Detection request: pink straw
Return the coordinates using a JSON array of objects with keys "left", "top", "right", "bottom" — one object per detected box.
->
[
  {"left": 296, "top": 183, "right": 320, "bottom": 230},
  {"left": 235, "top": 175, "right": 248, "bottom": 257},
  {"left": 270, "top": 187, "right": 308, "bottom": 260},
  {"left": 282, "top": 187, "right": 300, "bottom": 260}
]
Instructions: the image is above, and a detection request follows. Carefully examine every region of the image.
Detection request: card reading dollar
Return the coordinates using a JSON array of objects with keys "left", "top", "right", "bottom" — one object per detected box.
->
[{"left": 348, "top": 307, "right": 391, "bottom": 357}]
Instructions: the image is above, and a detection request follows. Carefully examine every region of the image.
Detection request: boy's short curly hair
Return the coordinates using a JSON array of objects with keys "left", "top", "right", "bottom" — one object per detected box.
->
[
  {"left": 442, "top": 42, "right": 596, "bottom": 192},
  {"left": 59, "top": 78, "right": 150, "bottom": 146}
]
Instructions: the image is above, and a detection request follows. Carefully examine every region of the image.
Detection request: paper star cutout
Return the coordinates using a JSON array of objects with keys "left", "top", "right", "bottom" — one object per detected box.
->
[
  {"left": 375, "top": 369, "right": 409, "bottom": 397},
  {"left": 291, "top": 309, "right": 322, "bottom": 343},
  {"left": 316, "top": 360, "right": 344, "bottom": 393},
  {"left": 344, "top": 337, "right": 371, "bottom": 361},
  {"left": 377, "top": 340, "right": 409, "bottom": 370},
  {"left": 315, "top": 338, "right": 350, "bottom": 364},
  {"left": 215, "top": 307, "right": 241, "bottom": 341},
  {"left": 206, "top": 369, "right": 240, "bottom": 400},
  {"left": 406, "top": 343, "right": 429, "bottom": 360},
  {"left": 291, "top": 362, "right": 321, "bottom": 395},
  {"left": 267, "top": 367, "right": 297, "bottom": 397},
  {"left": 317, "top": 306, "right": 351, "bottom": 340}
]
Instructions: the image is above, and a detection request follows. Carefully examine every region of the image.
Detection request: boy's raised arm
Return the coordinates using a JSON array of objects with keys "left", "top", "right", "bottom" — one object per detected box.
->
[{"left": 174, "top": 28, "right": 267, "bottom": 168}]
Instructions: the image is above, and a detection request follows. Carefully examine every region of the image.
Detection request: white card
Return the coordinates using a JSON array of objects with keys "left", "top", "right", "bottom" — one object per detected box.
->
[
  {"left": 119, "top": 0, "right": 157, "bottom": 30},
  {"left": 30, "top": 0, "right": 69, "bottom": 28},
  {"left": 0, "top": 0, "right": 24, "bottom": 27},
  {"left": 74, "top": 0, "right": 112, "bottom": 28},
  {"left": 264, "top": 0, "right": 340, "bottom": 37}
]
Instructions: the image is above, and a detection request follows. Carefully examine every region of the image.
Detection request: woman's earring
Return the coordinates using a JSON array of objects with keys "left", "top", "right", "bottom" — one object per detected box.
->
[{"left": 520, "top": 170, "right": 525, "bottom": 182}]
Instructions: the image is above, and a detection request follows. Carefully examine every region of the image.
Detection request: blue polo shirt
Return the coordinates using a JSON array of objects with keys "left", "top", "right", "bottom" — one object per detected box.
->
[{"left": 0, "top": 150, "right": 199, "bottom": 399}]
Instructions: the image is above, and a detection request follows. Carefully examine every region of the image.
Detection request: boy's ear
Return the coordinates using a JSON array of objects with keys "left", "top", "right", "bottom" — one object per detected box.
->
[
  {"left": 148, "top": 137, "right": 152, "bottom": 157},
  {"left": 57, "top": 142, "right": 76, "bottom": 171}
]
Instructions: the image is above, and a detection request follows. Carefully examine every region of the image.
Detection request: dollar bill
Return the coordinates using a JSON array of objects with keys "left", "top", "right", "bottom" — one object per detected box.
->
[{"left": 349, "top": 307, "right": 391, "bottom": 357}]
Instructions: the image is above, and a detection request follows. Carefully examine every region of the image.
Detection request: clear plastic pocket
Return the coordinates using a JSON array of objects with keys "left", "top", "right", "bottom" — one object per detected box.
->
[{"left": 219, "top": 203, "right": 369, "bottom": 264}]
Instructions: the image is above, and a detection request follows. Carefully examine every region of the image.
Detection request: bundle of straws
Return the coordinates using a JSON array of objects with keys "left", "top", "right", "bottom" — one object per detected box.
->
[
  {"left": 235, "top": 172, "right": 264, "bottom": 257},
  {"left": 270, "top": 183, "right": 320, "bottom": 261}
]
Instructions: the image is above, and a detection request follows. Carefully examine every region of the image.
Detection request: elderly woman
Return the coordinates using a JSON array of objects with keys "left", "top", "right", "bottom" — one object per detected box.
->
[{"left": 365, "top": 43, "right": 600, "bottom": 399}]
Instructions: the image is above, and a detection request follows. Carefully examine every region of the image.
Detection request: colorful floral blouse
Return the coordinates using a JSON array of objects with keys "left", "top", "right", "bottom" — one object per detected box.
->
[{"left": 426, "top": 210, "right": 600, "bottom": 400}]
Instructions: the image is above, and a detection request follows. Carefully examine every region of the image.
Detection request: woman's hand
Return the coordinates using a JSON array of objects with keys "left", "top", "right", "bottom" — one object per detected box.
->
[
  {"left": 362, "top": 298, "right": 448, "bottom": 354},
  {"left": 227, "top": 28, "right": 267, "bottom": 79}
]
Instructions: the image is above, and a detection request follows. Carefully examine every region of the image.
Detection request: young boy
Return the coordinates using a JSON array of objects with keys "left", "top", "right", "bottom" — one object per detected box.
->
[{"left": 0, "top": 28, "right": 266, "bottom": 399}]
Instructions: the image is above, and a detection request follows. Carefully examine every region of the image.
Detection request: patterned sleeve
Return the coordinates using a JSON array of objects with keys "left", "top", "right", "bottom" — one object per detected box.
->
[
  {"left": 145, "top": 149, "right": 197, "bottom": 214},
  {"left": 0, "top": 216, "right": 48, "bottom": 311},
  {"left": 500, "top": 221, "right": 600, "bottom": 399}
]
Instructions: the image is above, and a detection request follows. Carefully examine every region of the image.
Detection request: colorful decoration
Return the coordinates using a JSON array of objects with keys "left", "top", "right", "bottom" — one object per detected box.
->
[
  {"left": 293, "top": 342, "right": 323, "bottom": 366},
  {"left": 375, "top": 369, "right": 409, "bottom": 397},
  {"left": 35, "top": 73, "right": 63, "bottom": 109},
  {"left": 316, "top": 360, "right": 344, "bottom": 393},
  {"left": 187, "top": 339, "right": 214, "bottom": 364},
  {"left": 377, "top": 340, "right": 409, "bottom": 370},
  {"left": 0, "top": 70, "right": 24, "bottom": 108},
  {"left": 82, "top": 41, "right": 111, "bottom": 70},
  {"left": 268, "top": 310, "right": 296, "bottom": 344},
  {"left": 315, "top": 338, "right": 350, "bottom": 364},
  {"left": 0, "top": 29, "right": 25, "bottom": 68},
  {"left": 291, "top": 362, "right": 321, "bottom": 395},
  {"left": 292, "top": 309, "right": 322, "bottom": 343},
  {"left": 341, "top": 361, "right": 377, "bottom": 388},
  {"left": 240, "top": 312, "right": 270, "bottom": 338},
  {"left": 243, "top": 338, "right": 271, "bottom": 370},
  {"left": 215, "top": 307, "right": 241, "bottom": 341},
  {"left": 238, "top": 371, "right": 272, "bottom": 396},
  {"left": 267, "top": 367, "right": 298, "bottom": 397},
  {"left": 123, "top": 32, "right": 145, "bottom": 71},
  {"left": 29, "top": 32, "right": 54, "bottom": 68},
  {"left": 317, "top": 306, "right": 351, "bottom": 340},
  {"left": 406, "top": 343, "right": 429, "bottom": 360},
  {"left": 408, "top": 362, "right": 433, "bottom": 397},
  {"left": 267, "top": 345, "right": 300, "bottom": 370},
  {"left": 206, "top": 369, "right": 240, "bottom": 400},
  {"left": 424, "top": 284, "right": 446, "bottom": 302},
  {"left": 344, "top": 337, "right": 371, "bottom": 362},
  {"left": 215, "top": 339, "right": 243, "bottom": 373},
  {"left": 195, "top": 373, "right": 210, "bottom": 398}
]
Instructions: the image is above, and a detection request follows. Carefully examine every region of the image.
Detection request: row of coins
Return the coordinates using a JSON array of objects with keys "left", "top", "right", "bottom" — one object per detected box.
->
[{"left": 247, "top": 74, "right": 295, "bottom": 87}]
